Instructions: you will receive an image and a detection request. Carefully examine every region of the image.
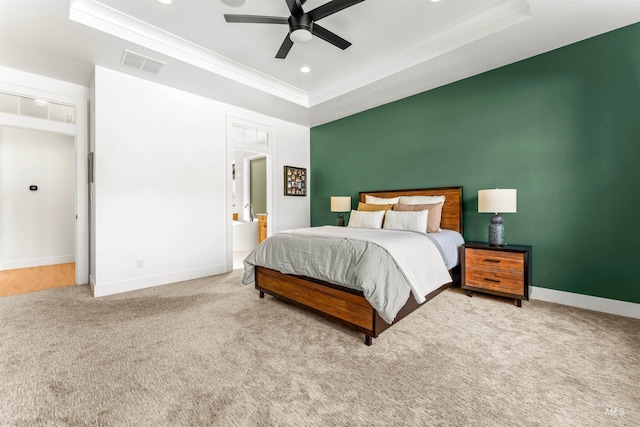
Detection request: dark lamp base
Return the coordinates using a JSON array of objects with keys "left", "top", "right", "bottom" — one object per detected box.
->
[
  {"left": 488, "top": 213, "right": 505, "bottom": 246},
  {"left": 336, "top": 214, "right": 345, "bottom": 227}
]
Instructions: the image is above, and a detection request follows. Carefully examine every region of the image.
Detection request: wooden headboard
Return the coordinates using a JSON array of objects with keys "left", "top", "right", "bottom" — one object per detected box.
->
[{"left": 359, "top": 187, "right": 463, "bottom": 234}]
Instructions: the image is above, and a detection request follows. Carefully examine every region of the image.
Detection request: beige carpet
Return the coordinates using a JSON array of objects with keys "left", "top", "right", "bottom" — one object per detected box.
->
[{"left": 0, "top": 270, "right": 638, "bottom": 426}]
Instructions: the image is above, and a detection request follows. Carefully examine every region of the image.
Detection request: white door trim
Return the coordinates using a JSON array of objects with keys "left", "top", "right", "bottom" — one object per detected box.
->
[
  {"left": 226, "top": 116, "right": 275, "bottom": 271},
  {"left": 0, "top": 67, "right": 89, "bottom": 285}
]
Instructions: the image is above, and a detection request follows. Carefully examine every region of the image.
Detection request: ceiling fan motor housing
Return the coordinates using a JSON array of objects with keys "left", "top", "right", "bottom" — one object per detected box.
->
[{"left": 289, "top": 14, "right": 313, "bottom": 43}]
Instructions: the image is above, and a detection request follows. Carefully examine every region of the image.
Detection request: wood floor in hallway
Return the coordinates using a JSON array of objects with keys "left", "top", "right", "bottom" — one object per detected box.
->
[{"left": 0, "top": 263, "right": 76, "bottom": 297}]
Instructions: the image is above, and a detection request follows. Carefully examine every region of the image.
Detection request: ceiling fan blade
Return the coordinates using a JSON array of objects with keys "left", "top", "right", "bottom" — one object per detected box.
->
[
  {"left": 224, "top": 15, "right": 288, "bottom": 24},
  {"left": 285, "top": 0, "right": 304, "bottom": 16},
  {"left": 276, "top": 34, "right": 294, "bottom": 59},
  {"left": 311, "top": 24, "right": 351, "bottom": 50},
  {"left": 308, "top": 0, "right": 365, "bottom": 21}
]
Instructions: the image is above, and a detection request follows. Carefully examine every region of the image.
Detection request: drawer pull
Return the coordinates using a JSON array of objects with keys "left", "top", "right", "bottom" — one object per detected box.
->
[
  {"left": 483, "top": 278, "right": 501, "bottom": 283},
  {"left": 484, "top": 259, "right": 501, "bottom": 263}
]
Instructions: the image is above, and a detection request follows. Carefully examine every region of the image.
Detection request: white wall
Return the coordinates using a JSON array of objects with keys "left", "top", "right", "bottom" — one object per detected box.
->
[
  {"left": 1, "top": 127, "right": 75, "bottom": 269},
  {"left": 92, "top": 67, "right": 309, "bottom": 296},
  {"left": 273, "top": 124, "right": 311, "bottom": 232}
]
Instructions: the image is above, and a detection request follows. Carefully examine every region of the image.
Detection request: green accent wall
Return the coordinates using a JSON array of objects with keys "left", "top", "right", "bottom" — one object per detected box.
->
[{"left": 310, "top": 23, "right": 640, "bottom": 304}]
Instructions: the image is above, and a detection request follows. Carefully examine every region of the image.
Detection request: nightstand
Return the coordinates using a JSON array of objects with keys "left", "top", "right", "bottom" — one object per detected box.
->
[{"left": 461, "top": 242, "right": 532, "bottom": 307}]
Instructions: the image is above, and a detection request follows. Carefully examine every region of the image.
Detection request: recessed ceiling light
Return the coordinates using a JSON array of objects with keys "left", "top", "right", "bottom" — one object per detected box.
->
[
  {"left": 300, "top": 66, "right": 311, "bottom": 73},
  {"left": 156, "top": 0, "right": 174, "bottom": 5}
]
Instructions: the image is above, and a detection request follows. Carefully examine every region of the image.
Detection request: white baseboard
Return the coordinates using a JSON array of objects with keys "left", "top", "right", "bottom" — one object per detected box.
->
[
  {"left": 91, "top": 265, "right": 229, "bottom": 297},
  {"left": 531, "top": 286, "right": 640, "bottom": 319},
  {"left": 0, "top": 255, "right": 75, "bottom": 270}
]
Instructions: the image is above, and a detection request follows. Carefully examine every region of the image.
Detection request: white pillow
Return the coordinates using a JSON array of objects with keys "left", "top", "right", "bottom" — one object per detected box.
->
[
  {"left": 398, "top": 195, "right": 445, "bottom": 205},
  {"left": 365, "top": 195, "right": 400, "bottom": 205},
  {"left": 347, "top": 210, "right": 385, "bottom": 229},
  {"left": 382, "top": 210, "right": 428, "bottom": 233}
]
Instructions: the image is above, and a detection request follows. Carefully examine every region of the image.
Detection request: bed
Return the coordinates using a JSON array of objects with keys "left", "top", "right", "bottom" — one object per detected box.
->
[{"left": 243, "top": 187, "right": 464, "bottom": 345}]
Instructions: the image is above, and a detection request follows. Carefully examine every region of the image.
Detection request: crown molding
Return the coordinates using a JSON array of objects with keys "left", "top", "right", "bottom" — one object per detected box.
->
[
  {"left": 69, "top": 0, "right": 309, "bottom": 106},
  {"left": 69, "top": 0, "right": 531, "bottom": 110},
  {"left": 308, "top": 0, "right": 532, "bottom": 107}
]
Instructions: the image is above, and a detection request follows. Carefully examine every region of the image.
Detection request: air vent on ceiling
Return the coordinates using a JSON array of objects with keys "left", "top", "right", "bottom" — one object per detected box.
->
[{"left": 120, "top": 50, "right": 165, "bottom": 75}]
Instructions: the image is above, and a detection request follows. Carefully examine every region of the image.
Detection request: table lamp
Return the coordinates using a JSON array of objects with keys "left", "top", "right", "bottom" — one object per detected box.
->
[
  {"left": 478, "top": 189, "right": 517, "bottom": 246},
  {"left": 330, "top": 196, "right": 351, "bottom": 226}
]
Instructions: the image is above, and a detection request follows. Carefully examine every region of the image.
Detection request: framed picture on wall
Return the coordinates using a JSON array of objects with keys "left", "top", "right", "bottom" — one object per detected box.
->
[{"left": 284, "top": 166, "right": 306, "bottom": 196}]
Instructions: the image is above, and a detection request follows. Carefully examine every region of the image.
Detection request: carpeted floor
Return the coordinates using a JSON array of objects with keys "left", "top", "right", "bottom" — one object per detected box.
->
[{"left": 0, "top": 270, "right": 638, "bottom": 426}]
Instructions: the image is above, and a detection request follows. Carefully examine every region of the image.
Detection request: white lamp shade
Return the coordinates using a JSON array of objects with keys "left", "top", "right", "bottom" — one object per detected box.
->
[
  {"left": 331, "top": 196, "right": 351, "bottom": 212},
  {"left": 478, "top": 189, "right": 517, "bottom": 214}
]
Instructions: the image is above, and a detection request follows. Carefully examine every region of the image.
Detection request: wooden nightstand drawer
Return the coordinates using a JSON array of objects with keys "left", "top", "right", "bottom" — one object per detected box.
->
[
  {"left": 464, "top": 268, "right": 524, "bottom": 296},
  {"left": 465, "top": 249, "right": 524, "bottom": 273},
  {"left": 462, "top": 243, "right": 532, "bottom": 307}
]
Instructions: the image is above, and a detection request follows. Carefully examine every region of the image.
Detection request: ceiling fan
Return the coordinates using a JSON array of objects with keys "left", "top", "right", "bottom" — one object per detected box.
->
[{"left": 224, "top": 0, "right": 365, "bottom": 59}]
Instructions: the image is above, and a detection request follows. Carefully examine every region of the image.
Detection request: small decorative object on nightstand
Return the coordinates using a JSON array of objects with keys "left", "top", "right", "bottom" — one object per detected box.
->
[
  {"left": 330, "top": 196, "right": 351, "bottom": 226},
  {"left": 462, "top": 242, "right": 532, "bottom": 307}
]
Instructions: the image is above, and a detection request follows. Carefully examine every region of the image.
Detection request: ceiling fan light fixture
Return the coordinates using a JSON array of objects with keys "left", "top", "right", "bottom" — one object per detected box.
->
[
  {"left": 290, "top": 28, "right": 312, "bottom": 44},
  {"left": 220, "top": 0, "right": 246, "bottom": 6}
]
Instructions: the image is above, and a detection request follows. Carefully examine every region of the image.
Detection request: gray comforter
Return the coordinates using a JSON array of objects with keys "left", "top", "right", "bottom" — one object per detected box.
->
[{"left": 242, "top": 227, "right": 452, "bottom": 323}]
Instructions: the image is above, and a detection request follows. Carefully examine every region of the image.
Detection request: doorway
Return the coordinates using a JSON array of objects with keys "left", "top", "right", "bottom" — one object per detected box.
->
[
  {"left": 246, "top": 154, "right": 267, "bottom": 219},
  {"left": 0, "top": 84, "right": 88, "bottom": 296},
  {"left": 0, "top": 127, "right": 76, "bottom": 296},
  {"left": 231, "top": 151, "right": 268, "bottom": 269},
  {"left": 226, "top": 117, "right": 275, "bottom": 271}
]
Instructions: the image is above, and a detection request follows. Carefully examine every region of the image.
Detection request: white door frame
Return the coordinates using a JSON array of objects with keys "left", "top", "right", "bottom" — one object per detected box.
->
[
  {"left": 0, "top": 68, "right": 89, "bottom": 285},
  {"left": 226, "top": 116, "right": 275, "bottom": 271}
]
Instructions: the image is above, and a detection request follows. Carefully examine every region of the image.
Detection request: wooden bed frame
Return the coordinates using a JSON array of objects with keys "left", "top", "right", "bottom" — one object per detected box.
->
[{"left": 255, "top": 186, "right": 463, "bottom": 345}]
